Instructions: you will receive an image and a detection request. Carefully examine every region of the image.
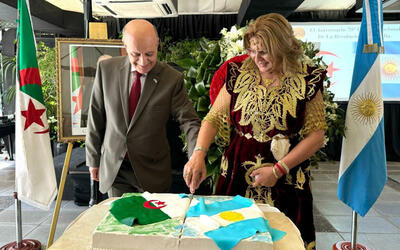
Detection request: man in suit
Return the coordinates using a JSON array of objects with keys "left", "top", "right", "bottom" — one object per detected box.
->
[{"left": 86, "top": 19, "right": 201, "bottom": 197}]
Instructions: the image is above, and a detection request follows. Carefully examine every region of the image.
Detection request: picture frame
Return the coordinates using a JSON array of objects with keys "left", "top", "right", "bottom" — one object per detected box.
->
[{"left": 56, "top": 38, "right": 125, "bottom": 142}]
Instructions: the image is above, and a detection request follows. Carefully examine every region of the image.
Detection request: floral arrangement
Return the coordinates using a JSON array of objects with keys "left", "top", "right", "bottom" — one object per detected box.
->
[{"left": 218, "top": 25, "right": 247, "bottom": 61}]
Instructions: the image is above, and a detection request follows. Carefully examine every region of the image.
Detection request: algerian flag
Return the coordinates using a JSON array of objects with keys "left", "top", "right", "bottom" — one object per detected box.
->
[
  {"left": 70, "top": 45, "right": 82, "bottom": 133},
  {"left": 185, "top": 196, "right": 285, "bottom": 250},
  {"left": 110, "top": 192, "right": 190, "bottom": 226},
  {"left": 15, "top": 0, "right": 57, "bottom": 209}
]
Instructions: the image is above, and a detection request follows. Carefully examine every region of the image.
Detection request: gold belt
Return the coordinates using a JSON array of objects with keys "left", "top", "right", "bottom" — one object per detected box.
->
[
  {"left": 234, "top": 128, "right": 291, "bottom": 143},
  {"left": 234, "top": 128, "right": 271, "bottom": 142}
]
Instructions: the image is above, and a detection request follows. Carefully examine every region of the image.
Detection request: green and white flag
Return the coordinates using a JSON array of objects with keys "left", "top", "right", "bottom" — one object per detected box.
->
[
  {"left": 15, "top": 0, "right": 57, "bottom": 209},
  {"left": 110, "top": 192, "right": 190, "bottom": 226},
  {"left": 70, "top": 45, "right": 82, "bottom": 134}
]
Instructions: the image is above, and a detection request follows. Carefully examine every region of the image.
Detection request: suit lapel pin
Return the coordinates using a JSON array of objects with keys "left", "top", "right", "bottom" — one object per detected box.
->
[{"left": 153, "top": 78, "right": 158, "bottom": 84}]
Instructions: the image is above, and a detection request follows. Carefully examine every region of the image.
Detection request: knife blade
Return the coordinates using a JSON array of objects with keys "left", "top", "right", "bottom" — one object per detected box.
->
[{"left": 178, "top": 193, "right": 194, "bottom": 240}]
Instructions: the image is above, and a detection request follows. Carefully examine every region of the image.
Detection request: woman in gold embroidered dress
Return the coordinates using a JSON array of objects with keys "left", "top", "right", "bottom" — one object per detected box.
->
[{"left": 184, "top": 13, "right": 327, "bottom": 249}]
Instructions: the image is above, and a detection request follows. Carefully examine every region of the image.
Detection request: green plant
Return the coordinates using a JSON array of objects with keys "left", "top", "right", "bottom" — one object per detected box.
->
[
  {"left": 158, "top": 37, "right": 201, "bottom": 68},
  {"left": 181, "top": 39, "right": 223, "bottom": 182},
  {"left": 1, "top": 54, "right": 17, "bottom": 104},
  {"left": 160, "top": 37, "right": 221, "bottom": 117},
  {"left": 36, "top": 42, "right": 58, "bottom": 139}
]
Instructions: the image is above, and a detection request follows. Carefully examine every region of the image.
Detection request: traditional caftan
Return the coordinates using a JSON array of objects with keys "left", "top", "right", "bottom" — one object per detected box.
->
[{"left": 205, "top": 57, "right": 327, "bottom": 250}]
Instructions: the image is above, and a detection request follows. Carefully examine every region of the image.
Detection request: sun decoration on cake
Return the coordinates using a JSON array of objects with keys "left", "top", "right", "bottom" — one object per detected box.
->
[
  {"left": 219, "top": 211, "right": 245, "bottom": 222},
  {"left": 350, "top": 92, "right": 382, "bottom": 125}
]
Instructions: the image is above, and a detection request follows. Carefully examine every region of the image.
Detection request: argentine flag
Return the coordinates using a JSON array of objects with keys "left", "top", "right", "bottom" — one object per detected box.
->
[
  {"left": 338, "top": 0, "right": 387, "bottom": 217},
  {"left": 184, "top": 196, "right": 285, "bottom": 250}
]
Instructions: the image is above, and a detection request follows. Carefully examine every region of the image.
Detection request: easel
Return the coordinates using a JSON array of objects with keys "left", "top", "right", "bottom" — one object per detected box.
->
[
  {"left": 47, "top": 21, "right": 108, "bottom": 248},
  {"left": 46, "top": 142, "right": 73, "bottom": 247}
]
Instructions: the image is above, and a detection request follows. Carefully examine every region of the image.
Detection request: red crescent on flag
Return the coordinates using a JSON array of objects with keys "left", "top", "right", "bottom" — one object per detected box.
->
[
  {"left": 34, "top": 128, "right": 50, "bottom": 134},
  {"left": 143, "top": 200, "right": 167, "bottom": 209}
]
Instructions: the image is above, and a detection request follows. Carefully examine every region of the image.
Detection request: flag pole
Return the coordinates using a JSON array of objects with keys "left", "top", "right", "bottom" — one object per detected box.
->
[
  {"left": 47, "top": 142, "right": 74, "bottom": 248},
  {"left": 14, "top": 193, "right": 22, "bottom": 248},
  {"left": 0, "top": 192, "right": 41, "bottom": 250},
  {"left": 351, "top": 210, "right": 358, "bottom": 250},
  {"left": 333, "top": 212, "right": 371, "bottom": 250}
]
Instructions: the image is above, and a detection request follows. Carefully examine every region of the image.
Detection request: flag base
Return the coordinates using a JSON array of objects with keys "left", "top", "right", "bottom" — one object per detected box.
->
[
  {"left": 0, "top": 239, "right": 41, "bottom": 250},
  {"left": 333, "top": 241, "right": 371, "bottom": 250}
]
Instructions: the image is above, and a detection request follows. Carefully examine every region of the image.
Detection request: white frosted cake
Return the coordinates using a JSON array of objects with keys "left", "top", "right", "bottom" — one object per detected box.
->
[{"left": 91, "top": 192, "right": 283, "bottom": 250}]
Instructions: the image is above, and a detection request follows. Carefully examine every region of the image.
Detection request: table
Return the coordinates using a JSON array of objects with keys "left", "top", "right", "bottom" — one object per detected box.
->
[{"left": 49, "top": 198, "right": 305, "bottom": 250}]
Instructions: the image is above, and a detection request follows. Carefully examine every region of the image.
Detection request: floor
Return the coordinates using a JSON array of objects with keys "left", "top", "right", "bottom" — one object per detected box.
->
[
  {"left": 0, "top": 152, "right": 399, "bottom": 250},
  {"left": 312, "top": 161, "right": 400, "bottom": 250}
]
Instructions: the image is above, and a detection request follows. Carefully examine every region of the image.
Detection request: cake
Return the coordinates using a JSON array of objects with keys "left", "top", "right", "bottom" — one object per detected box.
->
[{"left": 91, "top": 192, "right": 285, "bottom": 250}]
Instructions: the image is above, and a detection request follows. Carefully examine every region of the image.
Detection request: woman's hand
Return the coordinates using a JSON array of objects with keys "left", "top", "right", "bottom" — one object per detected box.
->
[
  {"left": 250, "top": 166, "right": 280, "bottom": 187},
  {"left": 184, "top": 151, "right": 207, "bottom": 193}
]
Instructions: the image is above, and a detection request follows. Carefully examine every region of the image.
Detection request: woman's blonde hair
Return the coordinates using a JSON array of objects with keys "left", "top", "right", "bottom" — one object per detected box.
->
[{"left": 243, "top": 13, "right": 303, "bottom": 75}]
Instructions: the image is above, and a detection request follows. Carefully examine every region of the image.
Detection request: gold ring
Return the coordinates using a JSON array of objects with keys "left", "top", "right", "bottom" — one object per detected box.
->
[{"left": 183, "top": 172, "right": 187, "bottom": 178}]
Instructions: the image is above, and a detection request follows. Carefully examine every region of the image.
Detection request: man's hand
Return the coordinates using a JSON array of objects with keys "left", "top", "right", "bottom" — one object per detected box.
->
[
  {"left": 183, "top": 151, "right": 207, "bottom": 193},
  {"left": 89, "top": 167, "right": 99, "bottom": 181}
]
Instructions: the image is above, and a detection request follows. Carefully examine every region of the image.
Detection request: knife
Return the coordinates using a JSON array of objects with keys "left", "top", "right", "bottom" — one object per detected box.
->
[{"left": 178, "top": 193, "right": 194, "bottom": 240}]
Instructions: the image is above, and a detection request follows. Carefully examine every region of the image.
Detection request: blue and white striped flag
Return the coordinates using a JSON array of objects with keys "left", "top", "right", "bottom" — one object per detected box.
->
[{"left": 338, "top": 0, "right": 387, "bottom": 217}]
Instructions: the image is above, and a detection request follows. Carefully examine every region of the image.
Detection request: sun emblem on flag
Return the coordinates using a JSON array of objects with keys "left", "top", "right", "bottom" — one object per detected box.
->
[
  {"left": 381, "top": 57, "right": 399, "bottom": 81},
  {"left": 350, "top": 92, "right": 382, "bottom": 125},
  {"left": 219, "top": 211, "right": 244, "bottom": 222}
]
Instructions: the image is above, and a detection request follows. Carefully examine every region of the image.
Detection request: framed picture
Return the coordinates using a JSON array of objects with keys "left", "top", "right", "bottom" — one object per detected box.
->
[{"left": 56, "top": 38, "right": 125, "bottom": 142}]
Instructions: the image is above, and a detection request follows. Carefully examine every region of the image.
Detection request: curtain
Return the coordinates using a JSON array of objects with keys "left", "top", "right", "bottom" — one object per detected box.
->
[{"left": 116, "top": 14, "right": 237, "bottom": 41}]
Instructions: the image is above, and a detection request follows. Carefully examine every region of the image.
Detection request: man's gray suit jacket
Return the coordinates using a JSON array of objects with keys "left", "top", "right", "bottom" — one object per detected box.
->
[{"left": 86, "top": 56, "right": 200, "bottom": 193}]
